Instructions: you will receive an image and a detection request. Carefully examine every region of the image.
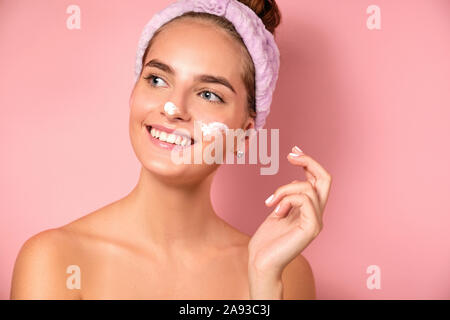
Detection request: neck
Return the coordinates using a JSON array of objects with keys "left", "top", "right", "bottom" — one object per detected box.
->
[{"left": 124, "top": 166, "right": 225, "bottom": 251}]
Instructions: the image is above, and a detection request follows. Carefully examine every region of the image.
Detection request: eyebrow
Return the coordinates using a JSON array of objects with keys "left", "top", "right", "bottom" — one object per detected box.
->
[{"left": 144, "top": 59, "right": 236, "bottom": 94}]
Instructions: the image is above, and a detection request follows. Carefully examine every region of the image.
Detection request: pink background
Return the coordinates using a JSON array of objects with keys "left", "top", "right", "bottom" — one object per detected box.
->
[{"left": 1, "top": 0, "right": 449, "bottom": 299}]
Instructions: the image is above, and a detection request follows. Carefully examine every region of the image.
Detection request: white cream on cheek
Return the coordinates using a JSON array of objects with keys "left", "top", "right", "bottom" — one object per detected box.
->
[
  {"left": 163, "top": 101, "right": 229, "bottom": 139},
  {"left": 199, "top": 121, "right": 229, "bottom": 138}
]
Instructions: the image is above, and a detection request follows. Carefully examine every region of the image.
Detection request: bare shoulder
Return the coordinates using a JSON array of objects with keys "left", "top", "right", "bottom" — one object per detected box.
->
[
  {"left": 220, "top": 219, "right": 251, "bottom": 247},
  {"left": 216, "top": 219, "right": 251, "bottom": 267},
  {"left": 281, "top": 253, "right": 316, "bottom": 300},
  {"left": 10, "top": 202, "right": 118, "bottom": 300},
  {"left": 10, "top": 227, "right": 82, "bottom": 299}
]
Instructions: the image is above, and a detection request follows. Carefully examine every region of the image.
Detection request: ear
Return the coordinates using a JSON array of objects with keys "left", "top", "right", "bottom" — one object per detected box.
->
[
  {"left": 244, "top": 116, "right": 255, "bottom": 133},
  {"left": 236, "top": 117, "right": 256, "bottom": 154}
]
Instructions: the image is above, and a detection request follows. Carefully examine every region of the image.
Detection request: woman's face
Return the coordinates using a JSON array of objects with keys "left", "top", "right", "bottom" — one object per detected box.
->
[{"left": 129, "top": 18, "right": 254, "bottom": 183}]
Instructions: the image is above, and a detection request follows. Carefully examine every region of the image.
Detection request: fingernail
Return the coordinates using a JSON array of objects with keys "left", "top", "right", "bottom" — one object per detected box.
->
[
  {"left": 289, "top": 152, "right": 300, "bottom": 157},
  {"left": 265, "top": 194, "right": 274, "bottom": 205},
  {"left": 293, "top": 146, "right": 304, "bottom": 154},
  {"left": 274, "top": 204, "right": 281, "bottom": 215}
]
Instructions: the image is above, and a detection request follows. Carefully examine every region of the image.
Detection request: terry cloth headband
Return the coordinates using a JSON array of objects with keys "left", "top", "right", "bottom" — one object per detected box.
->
[{"left": 134, "top": 0, "right": 281, "bottom": 130}]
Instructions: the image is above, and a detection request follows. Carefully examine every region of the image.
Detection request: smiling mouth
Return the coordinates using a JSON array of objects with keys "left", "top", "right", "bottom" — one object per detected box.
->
[{"left": 146, "top": 125, "right": 196, "bottom": 146}]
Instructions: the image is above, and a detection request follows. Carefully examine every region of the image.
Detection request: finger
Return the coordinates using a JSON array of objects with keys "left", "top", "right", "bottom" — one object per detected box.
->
[
  {"left": 265, "top": 180, "right": 320, "bottom": 215},
  {"left": 291, "top": 147, "right": 317, "bottom": 187},
  {"left": 305, "top": 171, "right": 316, "bottom": 189},
  {"left": 288, "top": 147, "right": 331, "bottom": 184},
  {"left": 271, "top": 194, "right": 322, "bottom": 234},
  {"left": 287, "top": 150, "right": 332, "bottom": 213}
]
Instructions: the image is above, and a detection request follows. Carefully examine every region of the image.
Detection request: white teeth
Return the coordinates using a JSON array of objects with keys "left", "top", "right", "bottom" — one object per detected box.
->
[
  {"left": 150, "top": 128, "right": 160, "bottom": 138},
  {"left": 169, "top": 134, "right": 179, "bottom": 144},
  {"left": 149, "top": 127, "right": 192, "bottom": 146}
]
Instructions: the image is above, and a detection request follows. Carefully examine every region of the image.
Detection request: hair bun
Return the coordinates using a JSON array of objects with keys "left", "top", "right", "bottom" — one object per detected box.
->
[{"left": 238, "top": 0, "right": 282, "bottom": 35}]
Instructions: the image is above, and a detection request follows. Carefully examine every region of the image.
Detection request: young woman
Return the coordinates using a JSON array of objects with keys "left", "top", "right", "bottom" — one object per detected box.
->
[{"left": 10, "top": 0, "right": 332, "bottom": 300}]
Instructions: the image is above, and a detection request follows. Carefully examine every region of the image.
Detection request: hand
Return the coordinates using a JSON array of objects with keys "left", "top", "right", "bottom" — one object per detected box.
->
[{"left": 248, "top": 146, "right": 332, "bottom": 279}]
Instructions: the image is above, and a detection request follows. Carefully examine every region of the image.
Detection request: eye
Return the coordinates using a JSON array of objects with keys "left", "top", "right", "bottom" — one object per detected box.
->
[
  {"left": 143, "top": 74, "right": 167, "bottom": 87},
  {"left": 199, "top": 91, "right": 224, "bottom": 104},
  {"left": 143, "top": 74, "right": 225, "bottom": 104}
]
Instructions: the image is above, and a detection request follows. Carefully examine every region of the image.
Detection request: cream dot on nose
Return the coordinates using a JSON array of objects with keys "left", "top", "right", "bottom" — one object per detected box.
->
[{"left": 164, "top": 101, "right": 178, "bottom": 115}]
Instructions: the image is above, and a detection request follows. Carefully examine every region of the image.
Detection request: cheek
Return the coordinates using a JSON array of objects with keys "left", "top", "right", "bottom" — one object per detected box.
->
[
  {"left": 194, "top": 119, "right": 238, "bottom": 155},
  {"left": 129, "top": 86, "right": 159, "bottom": 124},
  {"left": 199, "top": 121, "right": 229, "bottom": 138}
]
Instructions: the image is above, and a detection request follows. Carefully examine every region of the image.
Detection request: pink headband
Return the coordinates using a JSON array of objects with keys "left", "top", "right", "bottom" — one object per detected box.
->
[{"left": 134, "top": 0, "right": 280, "bottom": 130}]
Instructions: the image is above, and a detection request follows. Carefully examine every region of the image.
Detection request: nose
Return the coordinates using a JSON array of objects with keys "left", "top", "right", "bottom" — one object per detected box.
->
[{"left": 161, "top": 100, "right": 190, "bottom": 122}]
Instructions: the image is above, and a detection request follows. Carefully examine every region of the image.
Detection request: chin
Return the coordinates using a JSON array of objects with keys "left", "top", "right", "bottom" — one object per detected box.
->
[{"left": 142, "top": 156, "right": 220, "bottom": 186}]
